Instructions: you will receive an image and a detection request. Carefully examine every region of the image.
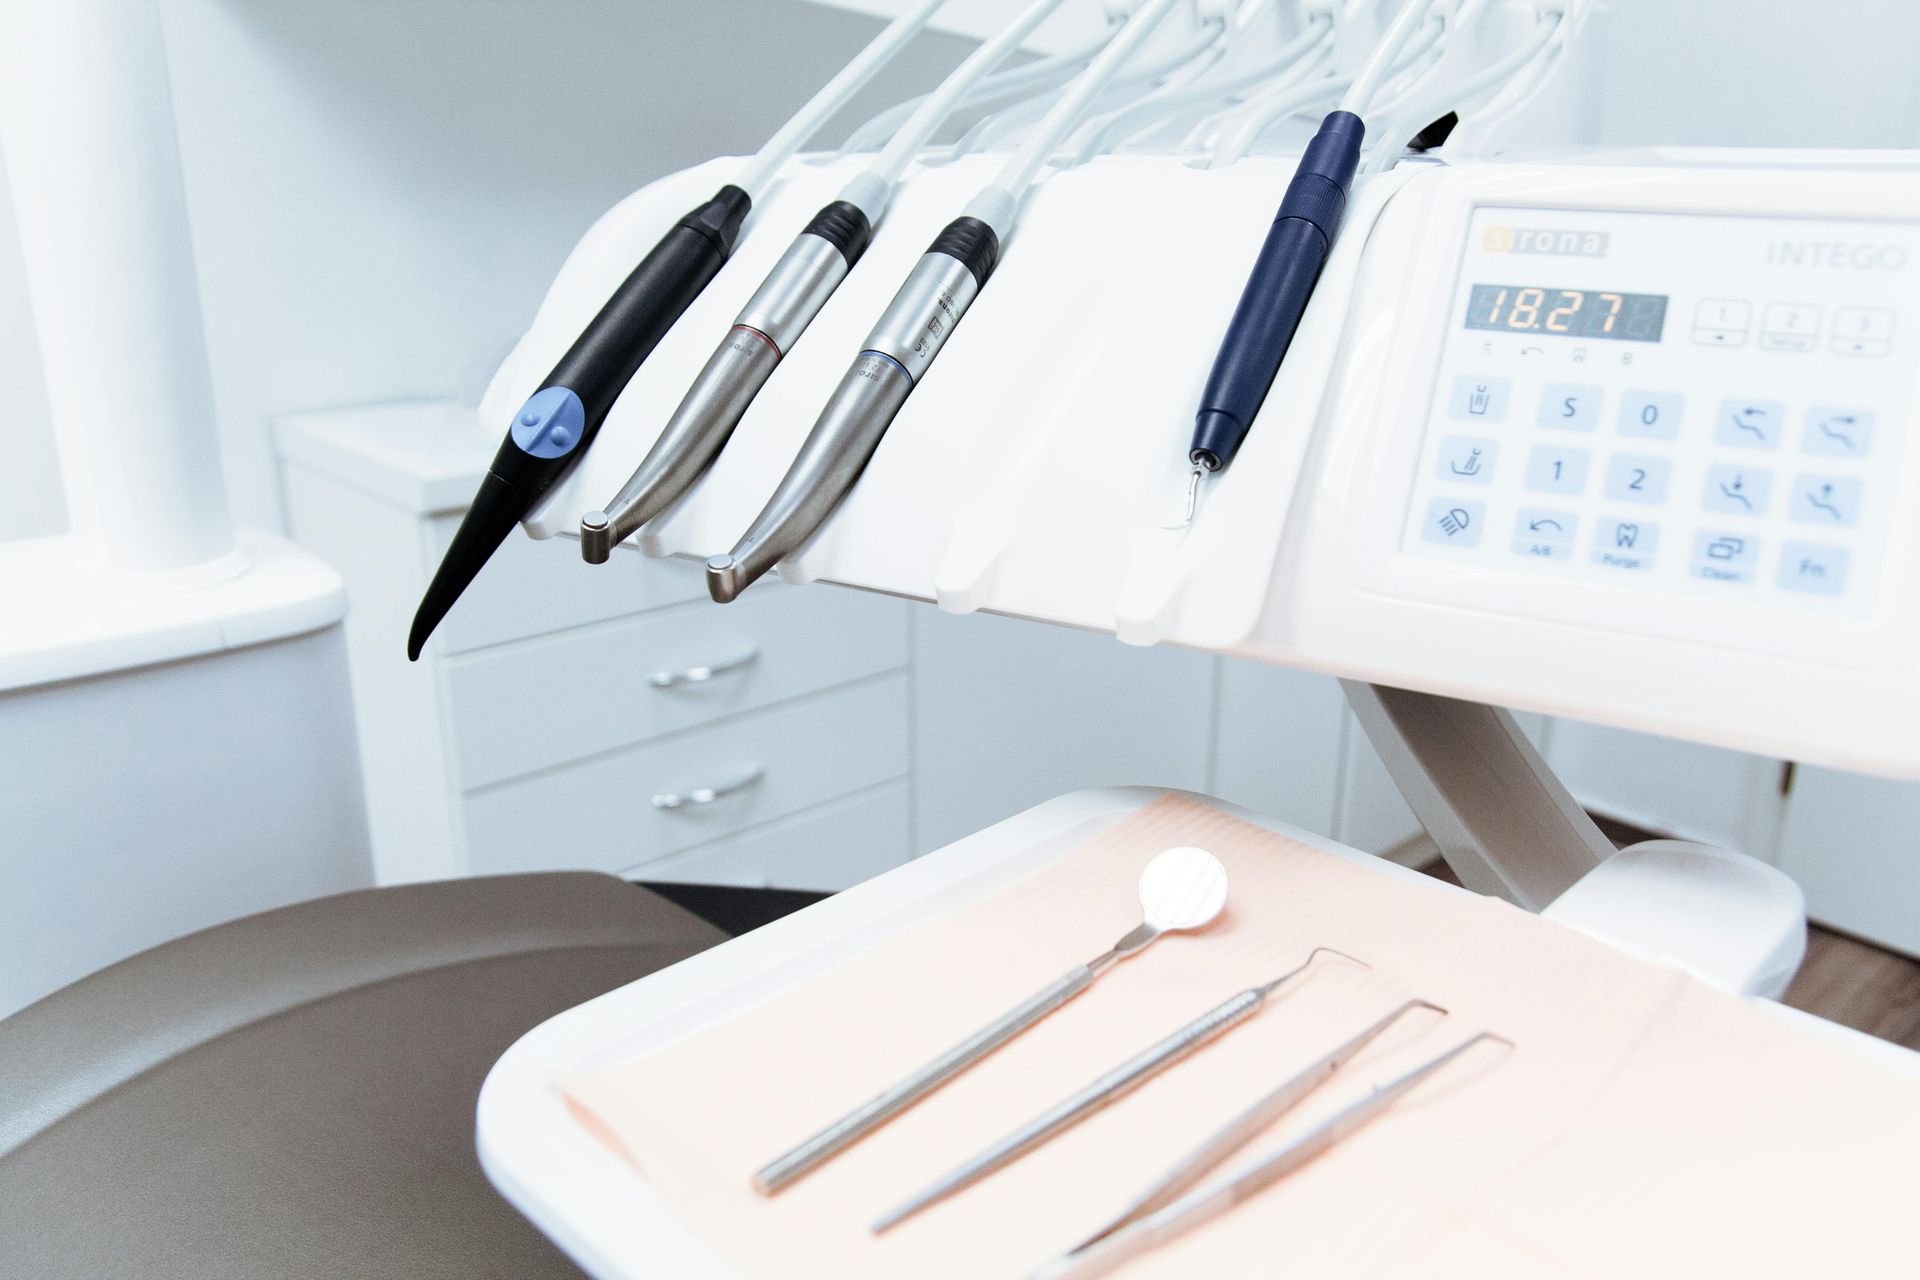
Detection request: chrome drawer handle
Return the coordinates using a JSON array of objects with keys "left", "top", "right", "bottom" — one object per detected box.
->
[
  {"left": 651, "top": 765, "right": 764, "bottom": 811},
  {"left": 650, "top": 645, "right": 759, "bottom": 688}
]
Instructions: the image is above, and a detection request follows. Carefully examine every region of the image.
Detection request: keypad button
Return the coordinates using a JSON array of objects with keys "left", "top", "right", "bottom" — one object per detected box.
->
[
  {"left": 1422, "top": 497, "right": 1484, "bottom": 547},
  {"left": 1449, "top": 375, "right": 1510, "bottom": 422},
  {"left": 1537, "top": 383, "right": 1602, "bottom": 431},
  {"left": 1434, "top": 436, "right": 1498, "bottom": 484},
  {"left": 1803, "top": 407, "right": 1873, "bottom": 457},
  {"left": 1512, "top": 508, "right": 1575, "bottom": 560},
  {"left": 1778, "top": 542, "right": 1849, "bottom": 596},
  {"left": 1759, "top": 302, "right": 1821, "bottom": 353},
  {"left": 1789, "top": 474, "right": 1862, "bottom": 527},
  {"left": 1617, "top": 391, "right": 1683, "bottom": 439},
  {"left": 1714, "top": 399, "right": 1785, "bottom": 449},
  {"left": 1604, "top": 454, "right": 1671, "bottom": 505},
  {"left": 1692, "top": 298, "right": 1751, "bottom": 347},
  {"left": 1691, "top": 530, "right": 1759, "bottom": 584},
  {"left": 1701, "top": 465, "right": 1772, "bottom": 517},
  {"left": 1831, "top": 307, "right": 1894, "bottom": 357},
  {"left": 1592, "top": 518, "right": 1658, "bottom": 571},
  {"left": 1525, "top": 445, "right": 1590, "bottom": 494}
]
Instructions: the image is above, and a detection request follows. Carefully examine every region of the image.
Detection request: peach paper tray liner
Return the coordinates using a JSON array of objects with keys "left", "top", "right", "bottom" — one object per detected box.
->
[{"left": 559, "top": 795, "right": 1920, "bottom": 1278}]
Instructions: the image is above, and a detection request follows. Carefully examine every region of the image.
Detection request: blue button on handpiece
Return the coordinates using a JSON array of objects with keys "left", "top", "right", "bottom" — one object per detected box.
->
[{"left": 509, "top": 386, "right": 588, "bottom": 459}]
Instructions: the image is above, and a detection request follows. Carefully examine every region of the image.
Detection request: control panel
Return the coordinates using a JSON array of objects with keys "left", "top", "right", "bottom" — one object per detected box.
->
[{"left": 1401, "top": 204, "right": 1916, "bottom": 617}]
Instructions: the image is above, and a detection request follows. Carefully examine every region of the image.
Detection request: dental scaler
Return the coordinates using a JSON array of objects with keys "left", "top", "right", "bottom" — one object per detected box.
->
[
  {"left": 404, "top": 0, "right": 948, "bottom": 659},
  {"left": 706, "top": 0, "right": 1185, "bottom": 604},
  {"left": 581, "top": 0, "right": 1072, "bottom": 564},
  {"left": 1175, "top": 108, "right": 1363, "bottom": 527}
]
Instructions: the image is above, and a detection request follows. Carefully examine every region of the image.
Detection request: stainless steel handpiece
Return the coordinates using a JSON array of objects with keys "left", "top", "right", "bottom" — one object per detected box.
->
[
  {"left": 581, "top": 207, "right": 871, "bottom": 564},
  {"left": 706, "top": 214, "right": 998, "bottom": 603}
]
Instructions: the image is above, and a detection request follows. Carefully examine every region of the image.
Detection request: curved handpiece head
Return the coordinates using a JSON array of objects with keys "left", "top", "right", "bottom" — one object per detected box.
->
[{"left": 580, "top": 328, "right": 781, "bottom": 564}]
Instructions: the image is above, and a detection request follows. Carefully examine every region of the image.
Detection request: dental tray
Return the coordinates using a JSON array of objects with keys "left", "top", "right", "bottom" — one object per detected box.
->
[{"left": 476, "top": 788, "right": 1919, "bottom": 1280}]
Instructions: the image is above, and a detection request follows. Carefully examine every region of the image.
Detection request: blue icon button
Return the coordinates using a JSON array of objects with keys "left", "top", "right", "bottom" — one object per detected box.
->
[
  {"left": 1691, "top": 530, "right": 1759, "bottom": 583},
  {"left": 1778, "top": 542, "right": 1849, "bottom": 596},
  {"left": 1512, "top": 509, "right": 1574, "bottom": 560},
  {"left": 1714, "top": 399, "right": 1785, "bottom": 449},
  {"left": 1702, "top": 464, "right": 1772, "bottom": 517},
  {"left": 1435, "top": 436, "right": 1498, "bottom": 484},
  {"left": 1525, "top": 445, "right": 1590, "bottom": 494},
  {"left": 1803, "top": 407, "right": 1873, "bottom": 457},
  {"left": 1449, "top": 375, "right": 1510, "bottom": 422},
  {"left": 1592, "top": 518, "right": 1658, "bottom": 571},
  {"left": 1422, "top": 497, "right": 1485, "bottom": 547},
  {"left": 1618, "top": 391, "right": 1683, "bottom": 440},
  {"left": 1790, "top": 474, "right": 1862, "bottom": 527},
  {"left": 1604, "top": 454, "right": 1671, "bottom": 505},
  {"left": 1538, "top": 383, "right": 1602, "bottom": 431}
]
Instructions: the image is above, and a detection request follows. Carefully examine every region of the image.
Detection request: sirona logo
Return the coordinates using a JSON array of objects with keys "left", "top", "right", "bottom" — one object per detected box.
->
[
  {"left": 1481, "top": 226, "right": 1609, "bottom": 257},
  {"left": 1766, "top": 241, "right": 1909, "bottom": 270}
]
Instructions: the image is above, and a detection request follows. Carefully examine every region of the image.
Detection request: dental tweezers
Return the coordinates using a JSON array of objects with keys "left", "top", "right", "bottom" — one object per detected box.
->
[
  {"left": 872, "top": 947, "right": 1365, "bottom": 1233},
  {"left": 1031, "top": 1025, "right": 1511, "bottom": 1280}
]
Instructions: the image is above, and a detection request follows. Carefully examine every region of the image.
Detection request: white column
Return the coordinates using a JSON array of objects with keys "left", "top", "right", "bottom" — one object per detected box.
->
[{"left": 0, "top": 0, "right": 236, "bottom": 573}]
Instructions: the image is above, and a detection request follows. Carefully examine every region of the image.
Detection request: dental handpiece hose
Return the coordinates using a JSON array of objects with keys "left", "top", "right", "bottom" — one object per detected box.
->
[
  {"left": 1179, "top": 108, "right": 1363, "bottom": 523},
  {"left": 405, "top": 0, "right": 947, "bottom": 658}
]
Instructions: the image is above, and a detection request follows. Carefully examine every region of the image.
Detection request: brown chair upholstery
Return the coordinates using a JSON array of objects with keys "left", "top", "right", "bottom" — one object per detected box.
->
[{"left": 0, "top": 872, "right": 726, "bottom": 1280}]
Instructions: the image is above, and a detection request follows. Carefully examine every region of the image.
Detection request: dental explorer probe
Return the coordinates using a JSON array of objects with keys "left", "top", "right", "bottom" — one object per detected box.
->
[
  {"left": 705, "top": 0, "right": 1189, "bottom": 605},
  {"left": 753, "top": 845, "right": 1229, "bottom": 1196},
  {"left": 581, "top": 0, "right": 1077, "bottom": 564},
  {"left": 1171, "top": 0, "right": 1436, "bottom": 528},
  {"left": 1031, "top": 1030, "right": 1512, "bottom": 1280},
  {"left": 403, "top": 0, "right": 949, "bottom": 659},
  {"left": 871, "top": 947, "right": 1367, "bottom": 1233}
]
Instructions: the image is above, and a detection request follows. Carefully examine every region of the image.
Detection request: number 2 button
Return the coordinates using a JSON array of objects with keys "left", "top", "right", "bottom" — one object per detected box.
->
[{"left": 1605, "top": 455, "right": 1670, "bottom": 505}]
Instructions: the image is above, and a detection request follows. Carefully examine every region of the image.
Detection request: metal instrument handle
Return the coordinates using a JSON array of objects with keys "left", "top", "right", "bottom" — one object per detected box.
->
[
  {"left": 649, "top": 645, "right": 759, "bottom": 688},
  {"left": 649, "top": 764, "right": 764, "bottom": 810},
  {"left": 754, "top": 963, "right": 1096, "bottom": 1194}
]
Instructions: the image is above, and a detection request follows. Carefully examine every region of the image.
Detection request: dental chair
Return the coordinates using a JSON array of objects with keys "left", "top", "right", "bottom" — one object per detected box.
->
[{"left": 0, "top": 872, "right": 725, "bottom": 1280}]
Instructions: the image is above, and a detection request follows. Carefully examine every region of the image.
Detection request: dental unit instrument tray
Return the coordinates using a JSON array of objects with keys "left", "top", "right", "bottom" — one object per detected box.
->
[
  {"left": 496, "top": 149, "right": 1920, "bottom": 780},
  {"left": 478, "top": 790, "right": 1920, "bottom": 1280}
]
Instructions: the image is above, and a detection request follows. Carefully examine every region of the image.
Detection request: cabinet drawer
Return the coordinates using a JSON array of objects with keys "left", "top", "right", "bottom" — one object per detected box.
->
[
  {"left": 428, "top": 517, "right": 705, "bottom": 655},
  {"left": 628, "top": 781, "right": 911, "bottom": 892},
  {"left": 447, "top": 583, "right": 909, "bottom": 789},
  {"left": 461, "top": 674, "right": 908, "bottom": 876}
]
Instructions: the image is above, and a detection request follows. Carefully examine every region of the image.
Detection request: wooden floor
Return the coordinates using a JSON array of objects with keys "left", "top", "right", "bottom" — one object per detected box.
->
[{"left": 1417, "top": 845, "right": 1920, "bottom": 1053}]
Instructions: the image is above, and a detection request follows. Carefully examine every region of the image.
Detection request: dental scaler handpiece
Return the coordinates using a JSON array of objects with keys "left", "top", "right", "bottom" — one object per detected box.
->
[
  {"left": 1177, "top": 110, "right": 1363, "bottom": 525},
  {"left": 703, "top": 213, "right": 999, "bottom": 603},
  {"left": 580, "top": 200, "right": 874, "bottom": 563},
  {"left": 409, "top": 189, "right": 749, "bottom": 658}
]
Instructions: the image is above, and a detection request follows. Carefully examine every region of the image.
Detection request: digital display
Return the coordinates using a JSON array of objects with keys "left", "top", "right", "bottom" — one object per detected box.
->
[{"left": 1463, "top": 284, "right": 1667, "bottom": 343}]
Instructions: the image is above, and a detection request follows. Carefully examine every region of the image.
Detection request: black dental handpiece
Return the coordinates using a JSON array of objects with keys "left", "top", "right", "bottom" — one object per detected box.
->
[{"left": 407, "top": 186, "right": 750, "bottom": 660}]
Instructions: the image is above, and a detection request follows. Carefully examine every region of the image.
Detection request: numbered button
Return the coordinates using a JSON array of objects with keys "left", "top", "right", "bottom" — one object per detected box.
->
[
  {"left": 1592, "top": 518, "right": 1658, "bottom": 571},
  {"left": 1605, "top": 454, "right": 1671, "bottom": 505},
  {"left": 1790, "top": 474, "right": 1862, "bottom": 527},
  {"left": 1702, "top": 464, "right": 1772, "bottom": 517},
  {"left": 1422, "top": 497, "right": 1485, "bottom": 547},
  {"left": 1831, "top": 307, "right": 1894, "bottom": 357},
  {"left": 1435, "top": 436, "right": 1498, "bottom": 484},
  {"left": 1449, "top": 375, "right": 1510, "bottom": 422},
  {"left": 1778, "top": 542, "right": 1849, "bottom": 596},
  {"left": 1618, "top": 391, "right": 1683, "bottom": 439},
  {"left": 1804, "top": 407, "right": 1873, "bottom": 457},
  {"left": 1537, "top": 383, "right": 1602, "bottom": 431},
  {"left": 1526, "top": 445, "right": 1590, "bottom": 494},
  {"left": 1715, "top": 399, "right": 1784, "bottom": 449},
  {"left": 1759, "top": 302, "right": 1822, "bottom": 353}
]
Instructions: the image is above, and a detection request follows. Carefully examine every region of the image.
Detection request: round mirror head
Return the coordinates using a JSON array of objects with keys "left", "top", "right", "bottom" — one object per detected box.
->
[{"left": 1137, "top": 845, "right": 1229, "bottom": 933}]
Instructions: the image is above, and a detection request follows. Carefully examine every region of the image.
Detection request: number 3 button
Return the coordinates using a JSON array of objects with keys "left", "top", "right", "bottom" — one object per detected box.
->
[{"left": 1605, "top": 454, "right": 1671, "bottom": 504}]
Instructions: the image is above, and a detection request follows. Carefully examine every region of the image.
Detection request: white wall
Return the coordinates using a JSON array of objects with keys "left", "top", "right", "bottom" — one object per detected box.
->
[
  {"left": 0, "top": 155, "right": 66, "bottom": 543},
  {"left": 156, "top": 0, "right": 980, "bottom": 533}
]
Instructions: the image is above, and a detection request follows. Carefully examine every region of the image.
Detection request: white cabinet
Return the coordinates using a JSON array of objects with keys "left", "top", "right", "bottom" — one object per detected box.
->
[
  {"left": 1775, "top": 769, "right": 1920, "bottom": 958},
  {"left": 1544, "top": 719, "right": 1787, "bottom": 854}
]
